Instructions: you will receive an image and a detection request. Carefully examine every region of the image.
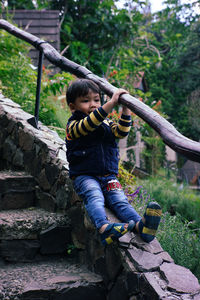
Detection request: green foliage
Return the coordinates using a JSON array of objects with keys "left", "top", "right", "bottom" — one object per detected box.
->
[
  {"left": 145, "top": 1, "right": 200, "bottom": 140},
  {"left": 188, "top": 88, "right": 200, "bottom": 136},
  {"left": 157, "top": 212, "right": 200, "bottom": 280},
  {"left": 36, "top": 0, "right": 160, "bottom": 95},
  {"left": 118, "top": 163, "right": 136, "bottom": 190},
  {"left": 0, "top": 30, "right": 37, "bottom": 114},
  {"left": 137, "top": 176, "right": 200, "bottom": 230},
  {"left": 126, "top": 125, "right": 137, "bottom": 169},
  {"left": 0, "top": 29, "right": 73, "bottom": 133},
  {"left": 7, "top": 0, "right": 35, "bottom": 9},
  {"left": 40, "top": 70, "right": 73, "bottom": 128},
  {"left": 125, "top": 174, "right": 200, "bottom": 280},
  {"left": 141, "top": 122, "right": 165, "bottom": 175}
]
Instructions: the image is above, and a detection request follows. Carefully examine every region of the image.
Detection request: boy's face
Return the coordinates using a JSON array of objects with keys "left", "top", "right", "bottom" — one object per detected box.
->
[{"left": 69, "top": 89, "right": 101, "bottom": 115}]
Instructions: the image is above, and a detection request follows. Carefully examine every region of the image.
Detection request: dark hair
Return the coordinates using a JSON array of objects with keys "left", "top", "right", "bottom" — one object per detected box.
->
[{"left": 66, "top": 79, "right": 100, "bottom": 105}]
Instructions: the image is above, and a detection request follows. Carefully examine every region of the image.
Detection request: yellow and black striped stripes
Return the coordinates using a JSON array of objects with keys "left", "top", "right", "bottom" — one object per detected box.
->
[
  {"left": 109, "top": 114, "right": 132, "bottom": 139},
  {"left": 66, "top": 109, "right": 131, "bottom": 140},
  {"left": 66, "top": 107, "right": 107, "bottom": 140},
  {"left": 146, "top": 207, "right": 162, "bottom": 217}
]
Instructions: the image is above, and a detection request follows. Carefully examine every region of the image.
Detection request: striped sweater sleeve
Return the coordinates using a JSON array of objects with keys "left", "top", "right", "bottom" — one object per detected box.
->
[
  {"left": 66, "top": 107, "right": 108, "bottom": 140},
  {"left": 109, "top": 114, "right": 132, "bottom": 139}
]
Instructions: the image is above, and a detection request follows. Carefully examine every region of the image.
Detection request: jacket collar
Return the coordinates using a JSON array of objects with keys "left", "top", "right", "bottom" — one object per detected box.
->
[{"left": 68, "top": 110, "right": 87, "bottom": 122}]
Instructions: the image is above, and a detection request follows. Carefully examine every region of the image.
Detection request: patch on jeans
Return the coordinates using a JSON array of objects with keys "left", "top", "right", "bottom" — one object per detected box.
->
[{"left": 106, "top": 180, "right": 122, "bottom": 192}]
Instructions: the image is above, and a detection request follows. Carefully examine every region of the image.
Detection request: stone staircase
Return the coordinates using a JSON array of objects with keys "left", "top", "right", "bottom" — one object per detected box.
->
[{"left": 0, "top": 170, "right": 106, "bottom": 300}]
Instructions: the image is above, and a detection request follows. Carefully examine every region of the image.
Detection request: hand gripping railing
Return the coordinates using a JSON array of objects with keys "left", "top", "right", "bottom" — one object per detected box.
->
[{"left": 0, "top": 19, "right": 200, "bottom": 162}]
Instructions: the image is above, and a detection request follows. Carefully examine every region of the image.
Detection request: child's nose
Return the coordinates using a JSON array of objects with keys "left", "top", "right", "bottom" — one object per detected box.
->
[{"left": 91, "top": 101, "right": 96, "bottom": 107}]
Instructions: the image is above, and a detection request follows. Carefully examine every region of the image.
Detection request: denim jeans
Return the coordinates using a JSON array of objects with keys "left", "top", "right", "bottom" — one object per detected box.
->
[{"left": 73, "top": 174, "right": 141, "bottom": 230}]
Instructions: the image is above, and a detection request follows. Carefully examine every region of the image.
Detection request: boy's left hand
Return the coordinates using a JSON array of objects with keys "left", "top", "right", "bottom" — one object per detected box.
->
[
  {"left": 102, "top": 88, "right": 129, "bottom": 114},
  {"left": 110, "top": 88, "right": 129, "bottom": 106}
]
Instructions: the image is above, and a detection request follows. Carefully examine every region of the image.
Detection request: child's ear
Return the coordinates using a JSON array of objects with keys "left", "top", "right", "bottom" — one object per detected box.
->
[{"left": 69, "top": 103, "right": 75, "bottom": 112}]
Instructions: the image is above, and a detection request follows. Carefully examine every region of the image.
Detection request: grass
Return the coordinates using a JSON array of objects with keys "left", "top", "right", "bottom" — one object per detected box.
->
[{"left": 136, "top": 176, "right": 200, "bottom": 230}]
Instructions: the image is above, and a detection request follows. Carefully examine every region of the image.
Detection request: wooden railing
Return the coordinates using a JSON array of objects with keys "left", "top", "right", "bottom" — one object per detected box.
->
[{"left": 0, "top": 19, "right": 200, "bottom": 163}]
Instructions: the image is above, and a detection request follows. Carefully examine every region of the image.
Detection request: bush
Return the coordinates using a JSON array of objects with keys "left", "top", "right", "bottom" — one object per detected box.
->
[
  {"left": 0, "top": 29, "right": 73, "bottom": 134},
  {"left": 137, "top": 177, "right": 200, "bottom": 230},
  {"left": 0, "top": 30, "right": 37, "bottom": 114},
  {"left": 157, "top": 212, "right": 200, "bottom": 281},
  {"left": 125, "top": 177, "right": 200, "bottom": 281}
]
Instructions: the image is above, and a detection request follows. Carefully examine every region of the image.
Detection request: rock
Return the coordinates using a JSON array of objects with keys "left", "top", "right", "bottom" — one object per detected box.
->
[
  {"left": 0, "top": 208, "right": 70, "bottom": 240},
  {"left": 44, "top": 163, "right": 60, "bottom": 186},
  {"left": 0, "top": 171, "right": 36, "bottom": 193},
  {"left": 21, "top": 283, "right": 54, "bottom": 299},
  {"left": 105, "top": 245, "right": 122, "bottom": 281},
  {"left": 193, "top": 293, "right": 200, "bottom": 300},
  {"left": 40, "top": 225, "right": 72, "bottom": 254},
  {"left": 38, "top": 168, "right": 51, "bottom": 191},
  {"left": 108, "top": 272, "right": 128, "bottom": 300},
  {"left": 131, "top": 235, "right": 164, "bottom": 254},
  {"left": 18, "top": 127, "right": 34, "bottom": 151},
  {"left": 52, "top": 282, "right": 106, "bottom": 300},
  {"left": 13, "top": 148, "right": 24, "bottom": 167},
  {"left": 160, "top": 262, "right": 200, "bottom": 294},
  {"left": 35, "top": 187, "right": 56, "bottom": 212},
  {"left": 0, "top": 171, "right": 36, "bottom": 210},
  {"left": 0, "top": 191, "right": 35, "bottom": 210},
  {"left": 55, "top": 185, "right": 72, "bottom": 210},
  {"left": 0, "top": 257, "right": 105, "bottom": 300},
  {"left": 47, "top": 275, "right": 81, "bottom": 284},
  {"left": 0, "top": 239, "right": 40, "bottom": 262},
  {"left": 3, "top": 136, "right": 17, "bottom": 162},
  {"left": 140, "top": 272, "right": 168, "bottom": 299},
  {"left": 126, "top": 246, "right": 163, "bottom": 272},
  {"left": 157, "top": 251, "right": 174, "bottom": 263},
  {"left": 24, "top": 150, "right": 43, "bottom": 177}
]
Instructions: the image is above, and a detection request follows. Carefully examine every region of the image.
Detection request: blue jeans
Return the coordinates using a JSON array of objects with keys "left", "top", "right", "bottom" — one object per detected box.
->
[{"left": 73, "top": 174, "right": 141, "bottom": 230}]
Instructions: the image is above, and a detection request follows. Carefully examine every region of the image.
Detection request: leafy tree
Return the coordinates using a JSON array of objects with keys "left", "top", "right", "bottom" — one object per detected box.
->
[
  {"left": 7, "top": 0, "right": 35, "bottom": 9},
  {"left": 188, "top": 88, "right": 200, "bottom": 139},
  {"left": 145, "top": 0, "right": 200, "bottom": 140},
  {"left": 30, "top": 0, "right": 159, "bottom": 85}
]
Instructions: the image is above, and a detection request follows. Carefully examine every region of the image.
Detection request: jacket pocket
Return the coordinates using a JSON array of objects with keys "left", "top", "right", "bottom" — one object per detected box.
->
[{"left": 69, "top": 148, "right": 95, "bottom": 165}]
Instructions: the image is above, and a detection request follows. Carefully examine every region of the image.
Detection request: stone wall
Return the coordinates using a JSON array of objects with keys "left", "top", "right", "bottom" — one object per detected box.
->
[
  {"left": 0, "top": 93, "right": 72, "bottom": 212},
  {"left": 0, "top": 93, "right": 199, "bottom": 300}
]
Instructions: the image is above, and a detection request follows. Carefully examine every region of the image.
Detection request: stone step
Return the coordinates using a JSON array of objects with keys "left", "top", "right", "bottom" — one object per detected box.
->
[
  {"left": 0, "top": 257, "right": 106, "bottom": 300},
  {"left": 0, "top": 208, "right": 72, "bottom": 262},
  {"left": 0, "top": 171, "right": 36, "bottom": 210}
]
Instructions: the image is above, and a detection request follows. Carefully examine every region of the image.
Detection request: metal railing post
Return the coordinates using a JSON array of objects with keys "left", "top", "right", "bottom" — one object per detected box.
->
[{"left": 28, "top": 50, "right": 44, "bottom": 129}]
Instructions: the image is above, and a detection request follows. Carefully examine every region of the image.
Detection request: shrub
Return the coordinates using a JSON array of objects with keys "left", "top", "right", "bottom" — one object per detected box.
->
[
  {"left": 0, "top": 29, "right": 73, "bottom": 133},
  {"left": 137, "top": 177, "right": 200, "bottom": 230},
  {"left": 0, "top": 30, "right": 37, "bottom": 114},
  {"left": 157, "top": 212, "right": 200, "bottom": 280},
  {"left": 125, "top": 178, "right": 200, "bottom": 281}
]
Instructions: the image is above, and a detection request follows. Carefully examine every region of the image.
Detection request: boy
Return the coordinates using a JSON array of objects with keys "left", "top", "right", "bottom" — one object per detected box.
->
[{"left": 66, "top": 79, "right": 161, "bottom": 246}]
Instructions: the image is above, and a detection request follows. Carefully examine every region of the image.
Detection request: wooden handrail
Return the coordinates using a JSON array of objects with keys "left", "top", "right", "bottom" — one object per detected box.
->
[{"left": 0, "top": 19, "right": 200, "bottom": 162}]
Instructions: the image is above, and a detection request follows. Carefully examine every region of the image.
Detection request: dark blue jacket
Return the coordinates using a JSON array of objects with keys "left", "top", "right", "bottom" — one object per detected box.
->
[{"left": 66, "top": 110, "right": 119, "bottom": 178}]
